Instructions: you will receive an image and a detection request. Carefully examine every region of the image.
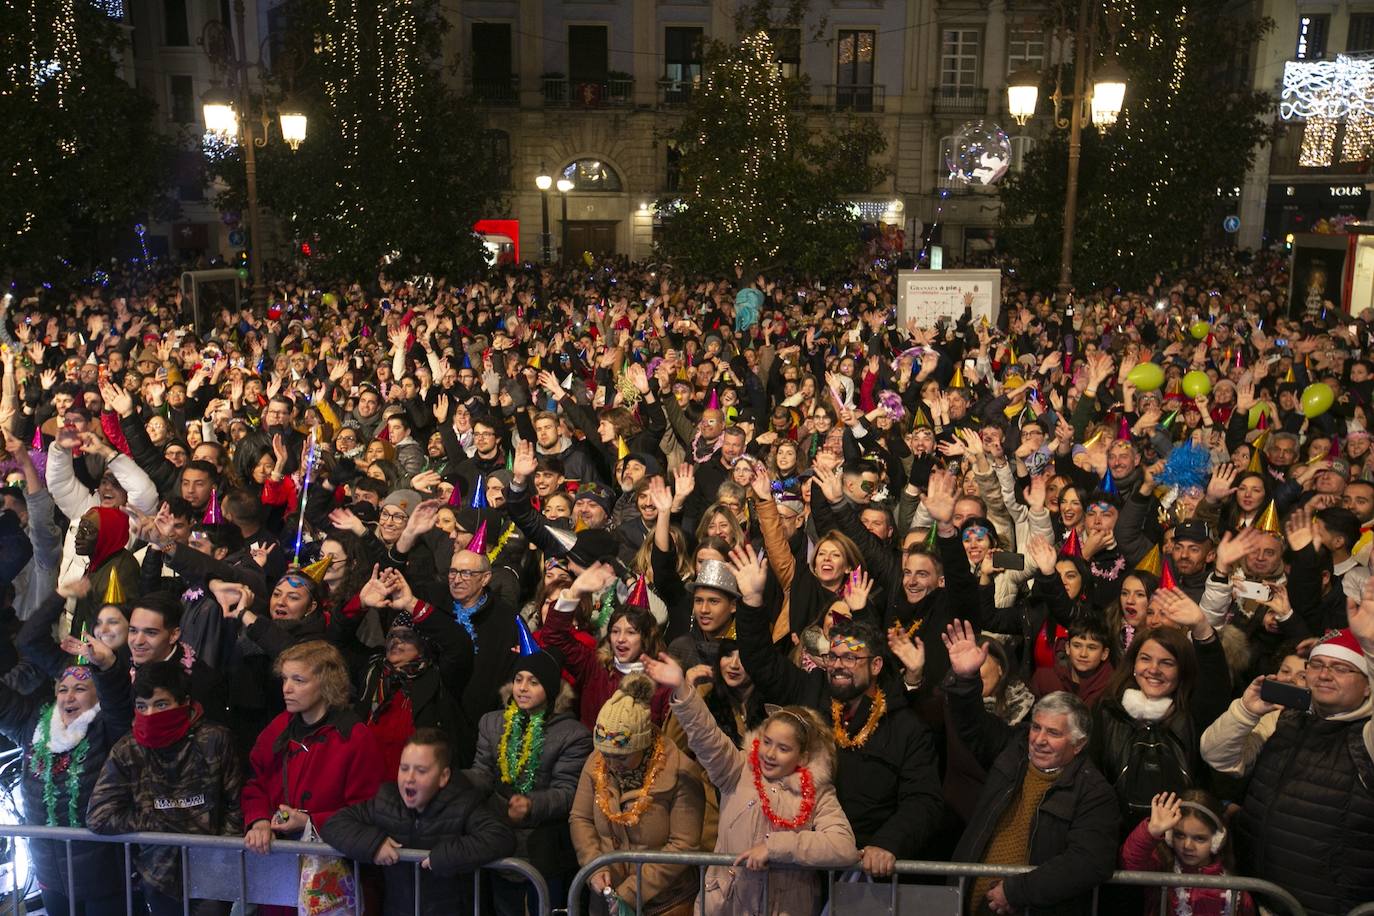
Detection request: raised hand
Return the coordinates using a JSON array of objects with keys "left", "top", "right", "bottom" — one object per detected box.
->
[
  {"left": 942, "top": 619, "right": 989, "bottom": 678},
  {"left": 1205, "top": 463, "right": 1238, "bottom": 504},
  {"left": 358, "top": 564, "right": 391, "bottom": 608},
  {"left": 1025, "top": 474, "right": 1047, "bottom": 512},
  {"left": 887, "top": 625, "right": 926, "bottom": 686},
  {"left": 813, "top": 464, "right": 844, "bottom": 503},
  {"left": 1283, "top": 508, "right": 1313, "bottom": 553},
  {"left": 511, "top": 440, "right": 537, "bottom": 481},
  {"left": 328, "top": 507, "right": 367, "bottom": 536},
  {"left": 1026, "top": 535, "right": 1057, "bottom": 576},
  {"left": 1217, "top": 525, "right": 1266, "bottom": 572},
  {"left": 641, "top": 651, "right": 686, "bottom": 693},
  {"left": 1147, "top": 792, "right": 1183, "bottom": 839},
  {"left": 568, "top": 562, "right": 617, "bottom": 598},
  {"left": 647, "top": 476, "right": 674, "bottom": 515},
  {"left": 726, "top": 542, "right": 767, "bottom": 603},
  {"left": 1152, "top": 588, "right": 1211, "bottom": 639},
  {"left": 843, "top": 568, "right": 873, "bottom": 612},
  {"left": 673, "top": 461, "right": 696, "bottom": 503},
  {"left": 748, "top": 461, "right": 773, "bottom": 501},
  {"left": 923, "top": 469, "right": 957, "bottom": 525}
]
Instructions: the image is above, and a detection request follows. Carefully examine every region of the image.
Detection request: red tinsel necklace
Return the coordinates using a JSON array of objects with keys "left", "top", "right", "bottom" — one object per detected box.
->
[{"left": 749, "top": 739, "right": 816, "bottom": 830}]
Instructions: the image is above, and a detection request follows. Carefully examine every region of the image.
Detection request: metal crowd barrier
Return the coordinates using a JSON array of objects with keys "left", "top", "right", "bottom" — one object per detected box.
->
[
  {"left": 566, "top": 850, "right": 1308, "bottom": 916},
  {"left": 0, "top": 824, "right": 550, "bottom": 916},
  {"left": 1347, "top": 905, "right": 1374, "bottom": 916}
]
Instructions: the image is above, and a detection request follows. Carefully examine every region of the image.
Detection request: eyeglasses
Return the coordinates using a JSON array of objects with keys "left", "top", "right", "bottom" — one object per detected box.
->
[
  {"left": 379, "top": 510, "right": 409, "bottom": 523},
  {"left": 1306, "top": 660, "right": 1364, "bottom": 678},
  {"left": 826, "top": 653, "right": 873, "bottom": 669},
  {"left": 447, "top": 568, "right": 485, "bottom": 580}
]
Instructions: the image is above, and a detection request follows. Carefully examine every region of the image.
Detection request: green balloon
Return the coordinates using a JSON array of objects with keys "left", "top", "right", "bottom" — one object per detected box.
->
[
  {"left": 1190, "top": 321, "right": 1211, "bottom": 340},
  {"left": 321, "top": 292, "right": 339, "bottom": 307},
  {"left": 1126, "top": 362, "right": 1165, "bottom": 392},
  {"left": 1182, "top": 370, "right": 1212, "bottom": 398},
  {"left": 1301, "top": 382, "right": 1335, "bottom": 418},
  {"left": 236, "top": 267, "right": 250, "bottom": 281}
]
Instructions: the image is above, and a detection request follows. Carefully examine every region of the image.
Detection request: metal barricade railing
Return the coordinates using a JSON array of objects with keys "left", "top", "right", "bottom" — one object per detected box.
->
[
  {"left": 1348, "top": 904, "right": 1374, "bottom": 916},
  {"left": 0, "top": 824, "right": 550, "bottom": 916},
  {"left": 566, "top": 850, "right": 1308, "bottom": 916}
]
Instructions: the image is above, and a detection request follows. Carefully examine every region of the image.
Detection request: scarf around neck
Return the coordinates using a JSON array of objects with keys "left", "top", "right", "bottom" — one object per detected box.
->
[
  {"left": 1121, "top": 688, "right": 1174, "bottom": 722},
  {"left": 453, "top": 592, "right": 490, "bottom": 649},
  {"left": 34, "top": 704, "right": 100, "bottom": 753}
]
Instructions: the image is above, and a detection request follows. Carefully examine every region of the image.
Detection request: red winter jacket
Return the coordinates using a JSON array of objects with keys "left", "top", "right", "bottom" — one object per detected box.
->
[
  {"left": 242, "top": 708, "right": 385, "bottom": 829},
  {"left": 1119, "top": 820, "right": 1256, "bottom": 916}
]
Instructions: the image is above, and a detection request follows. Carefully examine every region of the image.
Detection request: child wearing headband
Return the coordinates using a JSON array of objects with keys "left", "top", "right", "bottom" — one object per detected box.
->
[{"left": 1120, "top": 789, "right": 1255, "bottom": 916}]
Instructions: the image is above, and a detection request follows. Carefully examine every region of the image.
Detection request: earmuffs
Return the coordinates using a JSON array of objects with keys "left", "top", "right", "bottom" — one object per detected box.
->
[{"left": 1165, "top": 800, "right": 1227, "bottom": 854}]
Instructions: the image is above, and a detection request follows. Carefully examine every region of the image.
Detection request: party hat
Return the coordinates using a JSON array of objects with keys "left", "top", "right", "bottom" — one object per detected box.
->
[
  {"left": 102, "top": 570, "right": 125, "bottom": 606},
  {"left": 573, "top": 516, "right": 588, "bottom": 533},
  {"left": 202, "top": 488, "right": 222, "bottom": 525},
  {"left": 530, "top": 354, "right": 541, "bottom": 370},
  {"left": 1159, "top": 559, "right": 1178, "bottom": 591},
  {"left": 707, "top": 389, "right": 720, "bottom": 411},
  {"left": 626, "top": 574, "right": 649, "bottom": 610},
  {"left": 1063, "top": 352, "right": 1073, "bottom": 375},
  {"left": 1245, "top": 446, "right": 1264, "bottom": 474},
  {"left": 461, "top": 351, "right": 472, "bottom": 370},
  {"left": 1251, "top": 429, "right": 1270, "bottom": 452},
  {"left": 1060, "top": 529, "right": 1082, "bottom": 558},
  {"left": 1135, "top": 543, "right": 1163, "bottom": 577},
  {"left": 31, "top": 426, "right": 41, "bottom": 450},
  {"left": 949, "top": 364, "right": 965, "bottom": 389},
  {"left": 616, "top": 437, "right": 630, "bottom": 461},
  {"left": 1256, "top": 410, "right": 1269, "bottom": 431},
  {"left": 1255, "top": 500, "right": 1282, "bottom": 537},
  {"left": 912, "top": 406, "right": 931, "bottom": 429},
  {"left": 467, "top": 520, "right": 489, "bottom": 555},
  {"left": 301, "top": 555, "right": 333, "bottom": 582},
  {"left": 447, "top": 481, "right": 464, "bottom": 506},
  {"left": 1101, "top": 469, "right": 1118, "bottom": 496},
  {"left": 1161, "top": 410, "right": 1179, "bottom": 429},
  {"left": 546, "top": 526, "right": 577, "bottom": 553},
  {"left": 1082, "top": 430, "right": 1105, "bottom": 449},
  {"left": 1116, "top": 414, "right": 1131, "bottom": 441},
  {"left": 1284, "top": 365, "right": 1295, "bottom": 383},
  {"left": 1330, "top": 436, "right": 1343, "bottom": 459},
  {"left": 514, "top": 616, "right": 540, "bottom": 656},
  {"left": 506, "top": 451, "right": 515, "bottom": 472},
  {"left": 469, "top": 476, "right": 488, "bottom": 509}
]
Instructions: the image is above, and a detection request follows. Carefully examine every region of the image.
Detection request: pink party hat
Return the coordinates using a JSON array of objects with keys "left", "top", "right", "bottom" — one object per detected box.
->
[{"left": 467, "top": 520, "right": 488, "bottom": 555}]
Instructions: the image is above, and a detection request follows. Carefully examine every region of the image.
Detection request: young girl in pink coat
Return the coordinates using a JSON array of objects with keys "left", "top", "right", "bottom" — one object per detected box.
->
[
  {"left": 644, "top": 651, "right": 858, "bottom": 916},
  {"left": 1120, "top": 790, "right": 1255, "bottom": 916}
]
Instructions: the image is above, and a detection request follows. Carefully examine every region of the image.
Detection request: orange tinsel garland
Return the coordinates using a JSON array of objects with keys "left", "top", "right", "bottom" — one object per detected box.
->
[
  {"left": 592, "top": 735, "right": 667, "bottom": 827},
  {"left": 831, "top": 688, "right": 886, "bottom": 750}
]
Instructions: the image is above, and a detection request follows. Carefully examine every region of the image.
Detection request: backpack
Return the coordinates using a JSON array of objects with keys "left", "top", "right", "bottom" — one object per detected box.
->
[{"left": 1114, "top": 721, "right": 1192, "bottom": 820}]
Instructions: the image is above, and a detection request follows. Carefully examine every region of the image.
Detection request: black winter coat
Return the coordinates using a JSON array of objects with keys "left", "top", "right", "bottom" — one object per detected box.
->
[
  {"left": 946, "top": 671, "right": 1120, "bottom": 915},
  {"left": 1235, "top": 710, "right": 1374, "bottom": 916},
  {"left": 0, "top": 664, "right": 132, "bottom": 900},
  {"left": 321, "top": 777, "right": 516, "bottom": 916},
  {"left": 736, "top": 594, "right": 943, "bottom": 857}
]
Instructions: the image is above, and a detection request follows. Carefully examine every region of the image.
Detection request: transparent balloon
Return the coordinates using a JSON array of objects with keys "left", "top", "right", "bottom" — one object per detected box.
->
[{"left": 946, "top": 120, "right": 1013, "bottom": 186}]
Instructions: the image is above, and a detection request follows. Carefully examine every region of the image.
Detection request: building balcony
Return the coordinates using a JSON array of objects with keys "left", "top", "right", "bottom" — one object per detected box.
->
[
  {"left": 468, "top": 74, "right": 519, "bottom": 106},
  {"left": 825, "top": 84, "right": 885, "bottom": 112},
  {"left": 542, "top": 77, "right": 634, "bottom": 107},
  {"left": 657, "top": 78, "right": 697, "bottom": 106},
  {"left": 932, "top": 86, "right": 988, "bottom": 115}
]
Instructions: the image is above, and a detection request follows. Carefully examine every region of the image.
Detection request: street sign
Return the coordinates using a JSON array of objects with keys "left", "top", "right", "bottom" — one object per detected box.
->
[
  {"left": 228, "top": 229, "right": 246, "bottom": 247},
  {"left": 1223, "top": 215, "right": 1241, "bottom": 233}
]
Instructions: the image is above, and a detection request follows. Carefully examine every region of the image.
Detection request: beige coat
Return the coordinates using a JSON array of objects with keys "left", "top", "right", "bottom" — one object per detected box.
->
[
  {"left": 671, "top": 687, "right": 859, "bottom": 916},
  {"left": 570, "top": 739, "right": 707, "bottom": 913}
]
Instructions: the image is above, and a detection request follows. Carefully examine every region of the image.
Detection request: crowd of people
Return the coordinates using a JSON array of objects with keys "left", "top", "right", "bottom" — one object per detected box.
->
[{"left": 0, "top": 247, "right": 1370, "bottom": 916}]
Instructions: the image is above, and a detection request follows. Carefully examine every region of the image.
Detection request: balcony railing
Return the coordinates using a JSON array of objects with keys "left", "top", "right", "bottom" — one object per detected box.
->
[
  {"left": 933, "top": 86, "right": 989, "bottom": 114},
  {"left": 542, "top": 77, "right": 634, "bottom": 107},
  {"left": 468, "top": 74, "right": 519, "bottom": 106},
  {"left": 657, "top": 78, "right": 698, "bottom": 106},
  {"left": 825, "top": 83, "right": 885, "bottom": 112}
]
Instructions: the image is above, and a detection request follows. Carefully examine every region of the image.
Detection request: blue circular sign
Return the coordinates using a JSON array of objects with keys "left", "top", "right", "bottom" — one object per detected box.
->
[
  {"left": 228, "top": 229, "right": 246, "bottom": 247},
  {"left": 1223, "top": 215, "right": 1241, "bottom": 233}
]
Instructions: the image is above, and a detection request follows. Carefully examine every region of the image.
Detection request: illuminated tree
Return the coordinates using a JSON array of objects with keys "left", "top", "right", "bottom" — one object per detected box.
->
[{"left": 657, "top": 31, "right": 889, "bottom": 275}]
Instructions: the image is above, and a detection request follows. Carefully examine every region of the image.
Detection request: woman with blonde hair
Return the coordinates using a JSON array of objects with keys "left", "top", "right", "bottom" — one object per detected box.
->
[
  {"left": 242, "top": 640, "right": 386, "bottom": 854},
  {"left": 644, "top": 652, "right": 858, "bottom": 915}
]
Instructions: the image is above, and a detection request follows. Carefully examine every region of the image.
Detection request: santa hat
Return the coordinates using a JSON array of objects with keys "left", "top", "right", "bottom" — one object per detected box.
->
[{"left": 1311, "top": 628, "right": 1371, "bottom": 676}]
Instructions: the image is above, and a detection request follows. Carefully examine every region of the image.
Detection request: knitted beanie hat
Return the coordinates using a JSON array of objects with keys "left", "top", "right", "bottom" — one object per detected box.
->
[{"left": 593, "top": 673, "right": 656, "bottom": 756}]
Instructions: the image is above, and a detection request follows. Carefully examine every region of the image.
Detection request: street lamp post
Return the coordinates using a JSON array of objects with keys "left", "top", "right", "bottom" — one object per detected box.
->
[
  {"left": 200, "top": 0, "right": 307, "bottom": 311},
  {"left": 535, "top": 167, "right": 553, "bottom": 263},
  {"left": 1005, "top": 2, "right": 1127, "bottom": 304},
  {"left": 556, "top": 177, "right": 574, "bottom": 263}
]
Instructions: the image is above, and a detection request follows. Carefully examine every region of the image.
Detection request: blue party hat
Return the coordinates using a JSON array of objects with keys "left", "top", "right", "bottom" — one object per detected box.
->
[
  {"left": 469, "top": 475, "right": 488, "bottom": 509},
  {"left": 1101, "top": 469, "right": 1118, "bottom": 496},
  {"left": 515, "top": 616, "right": 539, "bottom": 656},
  {"left": 461, "top": 351, "right": 472, "bottom": 370}
]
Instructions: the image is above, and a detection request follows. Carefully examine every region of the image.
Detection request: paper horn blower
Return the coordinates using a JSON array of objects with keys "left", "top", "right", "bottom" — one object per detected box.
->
[
  {"left": 1135, "top": 543, "right": 1163, "bottom": 577},
  {"left": 202, "top": 489, "right": 222, "bottom": 525},
  {"left": 1255, "top": 500, "right": 1282, "bottom": 537},
  {"left": 1059, "top": 529, "right": 1081, "bottom": 558},
  {"left": 515, "top": 616, "right": 540, "bottom": 656},
  {"left": 102, "top": 570, "right": 125, "bottom": 606},
  {"left": 467, "top": 520, "right": 489, "bottom": 556},
  {"left": 469, "top": 476, "right": 488, "bottom": 509},
  {"left": 626, "top": 574, "right": 649, "bottom": 610},
  {"left": 1159, "top": 558, "right": 1179, "bottom": 591}
]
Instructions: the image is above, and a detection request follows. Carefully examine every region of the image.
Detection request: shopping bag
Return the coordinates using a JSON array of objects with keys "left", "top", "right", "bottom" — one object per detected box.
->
[{"left": 298, "top": 819, "right": 358, "bottom": 916}]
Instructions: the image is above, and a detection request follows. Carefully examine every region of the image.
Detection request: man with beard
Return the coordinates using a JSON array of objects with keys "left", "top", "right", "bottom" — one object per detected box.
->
[{"left": 731, "top": 542, "right": 942, "bottom": 876}]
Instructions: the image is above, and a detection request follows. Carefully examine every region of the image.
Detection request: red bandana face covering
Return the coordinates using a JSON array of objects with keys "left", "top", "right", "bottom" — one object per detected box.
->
[{"left": 133, "top": 702, "right": 199, "bottom": 749}]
